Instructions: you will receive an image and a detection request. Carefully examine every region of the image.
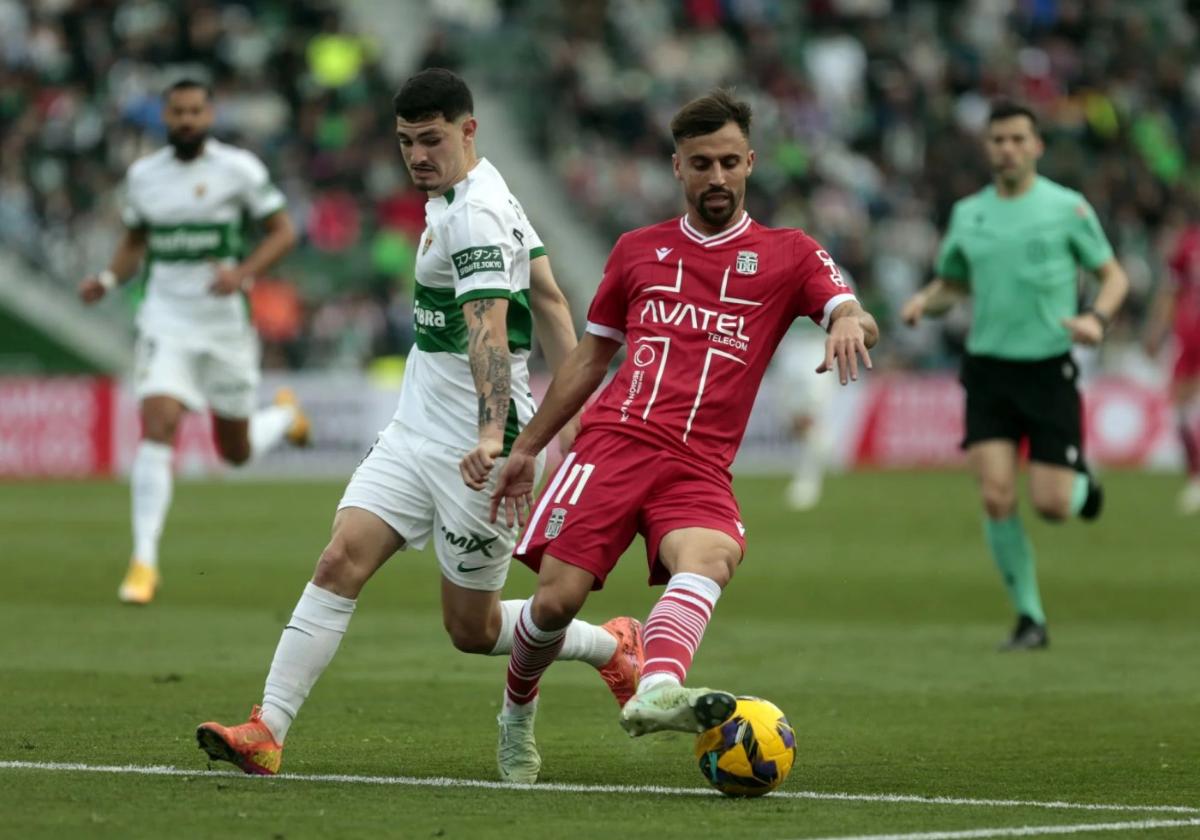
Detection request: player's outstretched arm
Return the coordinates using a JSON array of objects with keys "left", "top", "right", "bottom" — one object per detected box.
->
[
  {"left": 211, "top": 209, "right": 297, "bottom": 296},
  {"left": 1062, "top": 257, "right": 1128, "bottom": 346},
  {"left": 78, "top": 228, "right": 147, "bottom": 303},
  {"left": 460, "top": 296, "right": 513, "bottom": 490},
  {"left": 900, "top": 277, "right": 967, "bottom": 325},
  {"left": 488, "top": 332, "right": 620, "bottom": 525},
  {"left": 818, "top": 300, "right": 878, "bottom": 385}
]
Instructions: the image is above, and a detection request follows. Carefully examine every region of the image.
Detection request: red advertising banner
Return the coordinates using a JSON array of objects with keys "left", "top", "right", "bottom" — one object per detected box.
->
[{"left": 0, "top": 377, "right": 113, "bottom": 477}]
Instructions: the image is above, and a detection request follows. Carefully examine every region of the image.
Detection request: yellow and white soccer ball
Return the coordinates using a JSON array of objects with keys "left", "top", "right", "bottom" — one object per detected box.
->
[{"left": 694, "top": 696, "right": 797, "bottom": 797}]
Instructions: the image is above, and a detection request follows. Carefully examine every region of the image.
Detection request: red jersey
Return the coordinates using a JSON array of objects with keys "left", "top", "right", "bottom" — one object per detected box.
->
[
  {"left": 1168, "top": 225, "right": 1200, "bottom": 336},
  {"left": 581, "top": 213, "right": 856, "bottom": 470}
]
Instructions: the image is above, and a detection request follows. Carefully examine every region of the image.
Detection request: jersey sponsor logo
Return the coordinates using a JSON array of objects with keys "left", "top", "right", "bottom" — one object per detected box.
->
[
  {"left": 735, "top": 250, "right": 758, "bottom": 275},
  {"left": 414, "top": 302, "right": 447, "bottom": 328},
  {"left": 440, "top": 527, "right": 499, "bottom": 558},
  {"left": 655, "top": 247, "right": 673, "bottom": 261},
  {"left": 147, "top": 227, "right": 224, "bottom": 256},
  {"left": 633, "top": 343, "right": 657, "bottom": 367},
  {"left": 638, "top": 299, "right": 751, "bottom": 351},
  {"left": 815, "top": 249, "right": 847, "bottom": 288},
  {"left": 452, "top": 246, "right": 505, "bottom": 279},
  {"left": 422, "top": 231, "right": 434, "bottom": 255},
  {"left": 544, "top": 507, "right": 567, "bottom": 538}
]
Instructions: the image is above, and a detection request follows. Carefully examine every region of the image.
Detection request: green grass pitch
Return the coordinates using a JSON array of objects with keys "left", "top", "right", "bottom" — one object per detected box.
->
[{"left": 1, "top": 472, "right": 1197, "bottom": 839}]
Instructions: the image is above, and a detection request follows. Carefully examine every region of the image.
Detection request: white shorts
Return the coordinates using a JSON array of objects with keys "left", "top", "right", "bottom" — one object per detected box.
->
[
  {"left": 338, "top": 421, "right": 545, "bottom": 592},
  {"left": 134, "top": 330, "right": 260, "bottom": 419},
  {"left": 776, "top": 331, "right": 837, "bottom": 416}
]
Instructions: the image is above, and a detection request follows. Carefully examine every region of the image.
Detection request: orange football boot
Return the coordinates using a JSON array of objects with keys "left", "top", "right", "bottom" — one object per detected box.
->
[
  {"left": 118, "top": 560, "right": 159, "bottom": 605},
  {"left": 274, "top": 388, "right": 311, "bottom": 447},
  {"left": 596, "top": 617, "right": 644, "bottom": 707},
  {"left": 196, "top": 705, "right": 283, "bottom": 776}
]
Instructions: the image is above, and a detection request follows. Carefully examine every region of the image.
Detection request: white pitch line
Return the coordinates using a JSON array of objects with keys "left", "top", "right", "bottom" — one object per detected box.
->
[
  {"left": 795, "top": 816, "right": 1200, "bottom": 840},
  {"left": 1, "top": 761, "right": 1197, "bottom": 818}
]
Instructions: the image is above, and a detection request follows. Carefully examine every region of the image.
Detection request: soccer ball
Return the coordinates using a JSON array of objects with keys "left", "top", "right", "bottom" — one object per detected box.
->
[{"left": 694, "top": 696, "right": 797, "bottom": 797}]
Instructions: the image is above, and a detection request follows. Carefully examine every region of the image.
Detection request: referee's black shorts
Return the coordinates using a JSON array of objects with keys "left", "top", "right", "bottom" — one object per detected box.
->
[{"left": 959, "top": 352, "right": 1084, "bottom": 469}]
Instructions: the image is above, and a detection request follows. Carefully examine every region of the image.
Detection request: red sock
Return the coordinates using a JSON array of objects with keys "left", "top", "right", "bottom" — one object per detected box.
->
[
  {"left": 641, "top": 573, "right": 722, "bottom": 684},
  {"left": 505, "top": 599, "right": 566, "bottom": 706}
]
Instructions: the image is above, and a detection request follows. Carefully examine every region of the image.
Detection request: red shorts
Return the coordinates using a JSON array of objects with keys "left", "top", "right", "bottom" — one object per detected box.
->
[
  {"left": 514, "top": 430, "right": 746, "bottom": 589},
  {"left": 1173, "top": 328, "right": 1200, "bottom": 383}
]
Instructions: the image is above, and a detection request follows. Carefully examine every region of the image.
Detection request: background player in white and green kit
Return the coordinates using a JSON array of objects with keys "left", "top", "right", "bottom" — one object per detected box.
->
[
  {"left": 79, "top": 79, "right": 307, "bottom": 606},
  {"left": 196, "top": 69, "right": 642, "bottom": 780},
  {"left": 903, "top": 101, "right": 1129, "bottom": 650}
]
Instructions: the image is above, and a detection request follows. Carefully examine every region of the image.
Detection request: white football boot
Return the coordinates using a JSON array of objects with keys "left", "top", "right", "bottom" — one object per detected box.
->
[
  {"left": 497, "top": 698, "right": 541, "bottom": 783},
  {"left": 619, "top": 683, "right": 737, "bottom": 737}
]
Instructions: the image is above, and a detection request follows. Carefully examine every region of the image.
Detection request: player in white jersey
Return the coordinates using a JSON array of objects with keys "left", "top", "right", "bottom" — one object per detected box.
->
[
  {"left": 78, "top": 79, "right": 308, "bottom": 605},
  {"left": 775, "top": 326, "right": 837, "bottom": 510},
  {"left": 196, "top": 69, "right": 642, "bottom": 778}
]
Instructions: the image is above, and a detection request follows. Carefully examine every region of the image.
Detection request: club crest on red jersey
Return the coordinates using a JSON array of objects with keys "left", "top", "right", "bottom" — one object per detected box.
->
[
  {"left": 545, "top": 507, "right": 567, "bottom": 538},
  {"left": 735, "top": 250, "right": 758, "bottom": 275}
]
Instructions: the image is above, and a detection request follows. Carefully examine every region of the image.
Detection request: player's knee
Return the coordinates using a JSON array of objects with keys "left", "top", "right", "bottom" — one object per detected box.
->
[
  {"left": 312, "top": 539, "right": 369, "bottom": 595},
  {"left": 1033, "top": 495, "right": 1071, "bottom": 522},
  {"left": 530, "top": 589, "right": 584, "bottom": 631},
  {"left": 980, "top": 484, "right": 1016, "bottom": 519},
  {"left": 443, "top": 618, "right": 494, "bottom": 654},
  {"left": 218, "top": 441, "right": 252, "bottom": 466}
]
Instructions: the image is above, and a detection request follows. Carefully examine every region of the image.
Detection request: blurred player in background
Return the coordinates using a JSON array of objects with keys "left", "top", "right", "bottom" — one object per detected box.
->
[
  {"left": 902, "top": 101, "right": 1129, "bottom": 651},
  {"left": 1144, "top": 205, "right": 1200, "bottom": 514},
  {"left": 196, "top": 69, "right": 641, "bottom": 777},
  {"left": 466, "top": 89, "right": 878, "bottom": 783},
  {"left": 776, "top": 315, "right": 840, "bottom": 510},
  {"left": 78, "top": 79, "right": 307, "bottom": 605}
]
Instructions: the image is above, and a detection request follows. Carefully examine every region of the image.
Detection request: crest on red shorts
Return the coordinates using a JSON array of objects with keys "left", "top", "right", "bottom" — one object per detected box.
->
[{"left": 545, "top": 507, "right": 567, "bottom": 538}]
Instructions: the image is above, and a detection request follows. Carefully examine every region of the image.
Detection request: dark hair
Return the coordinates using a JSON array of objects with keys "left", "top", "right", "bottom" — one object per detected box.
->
[
  {"left": 988, "top": 100, "right": 1039, "bottom": 133},
  {"left": 164, "top": 78, "right": 212, "bottom": 101},
  {"left": 670, "top": 89, "right": 752, "bottom": 143},
  {"left": 393, "top": 68, "right": 474, "bottom": 122}
]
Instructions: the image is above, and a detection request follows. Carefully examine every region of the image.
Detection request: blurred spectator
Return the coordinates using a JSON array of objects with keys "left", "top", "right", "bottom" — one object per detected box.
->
[{"left": 443, "top": 0, "right": 1200, "bottom": 367}]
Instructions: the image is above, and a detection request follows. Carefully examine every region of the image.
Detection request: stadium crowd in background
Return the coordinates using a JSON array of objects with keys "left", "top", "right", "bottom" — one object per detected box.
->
[
  {"left": 435, "top": 0, "right": 1200, "bottom": 367},
  {"left": 5, "top": 0, "right": 1200, "bottom": 373},
  {"left": 0, "top": 0, "right": 418, "bottom": 368}
]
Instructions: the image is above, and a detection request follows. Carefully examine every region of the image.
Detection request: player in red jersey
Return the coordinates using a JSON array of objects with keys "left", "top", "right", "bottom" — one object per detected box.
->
[
  {"left": 459, "top": 89, "right": 878, "bottom": 782},
  {"left": 1146, "top": 218, "right": 1200, "bottom": 513}
]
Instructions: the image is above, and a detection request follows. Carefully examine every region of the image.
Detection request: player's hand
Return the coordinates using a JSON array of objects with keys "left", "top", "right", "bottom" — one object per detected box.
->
[
  {"left": 460, "top": 438, "right": 504, "bottom": 491},
  {"left": 556, "top": 414, "right": 582, "bottom": 454},
  {"left": 78, "top": 276, "right": 107, "bottom": 304},
  {"left": 210, "top": 264, "right": 249, "bottom": 296},
  {"left": 817, "top": 316, "right": 873, "bottom": 385},
  {"left": 489, "top": 450, "right": 538, "bottom": 527},
  {"left": 1062, "top": 314, "right": 1104, "bottom": 346},
  {"left": 900, "top": 292, "right": 927, "bottom": 327}
]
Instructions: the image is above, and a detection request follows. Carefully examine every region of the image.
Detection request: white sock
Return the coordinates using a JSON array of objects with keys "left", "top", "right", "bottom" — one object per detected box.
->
[
  {"left": 637, "top": 672, "right": 681, "bottom": 693},
  {"left": 490, "top": 599, "right": 617, "bottom": 667},
  {"left": 249, "top": 405, "right": 296, "bottom": 459},
  {"left": 130, "top": 440, "right": 174, "bottom": 568},
  {"left": 261, "top": 582, "right": 356, "bottom": 743}
]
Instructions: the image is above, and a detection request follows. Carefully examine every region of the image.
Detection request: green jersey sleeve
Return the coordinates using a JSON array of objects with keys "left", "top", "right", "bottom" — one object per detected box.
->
[
  {"left": 935, "top": 204, "right": 969, "bottom": 283},
  {"left": 1066, "top": 197, "right": 1114, "bottom": 270}
]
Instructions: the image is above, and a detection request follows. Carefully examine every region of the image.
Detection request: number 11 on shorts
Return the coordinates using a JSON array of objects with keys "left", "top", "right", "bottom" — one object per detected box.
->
[{"left": 553, "top": 462, "right": 595, "bottom": 506}]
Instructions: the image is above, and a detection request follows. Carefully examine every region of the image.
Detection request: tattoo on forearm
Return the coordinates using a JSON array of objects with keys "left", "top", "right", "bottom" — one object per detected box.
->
[{"left": 467, "top": 299, "right": 510, "bottom": 435}]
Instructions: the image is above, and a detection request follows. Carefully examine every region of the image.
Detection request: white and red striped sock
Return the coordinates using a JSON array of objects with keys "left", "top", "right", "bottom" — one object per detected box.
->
[
  {"left": 638, "top": 572, "right": 723, "bottom": 693},
  {"left": 505, "top": 599, "right": 567, "bottom": 708}
]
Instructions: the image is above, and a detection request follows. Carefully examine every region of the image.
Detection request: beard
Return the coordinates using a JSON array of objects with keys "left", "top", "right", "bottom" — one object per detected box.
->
[
  {"left": 695, "top": 187, "right": 738, "bottom": 227},
  {"left": 168, "top": 128, "right": 207, "bottom": 160}
]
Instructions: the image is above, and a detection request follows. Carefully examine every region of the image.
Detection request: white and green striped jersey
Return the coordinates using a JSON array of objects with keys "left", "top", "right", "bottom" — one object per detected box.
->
[
  {"left": 121, "top": 138, "right": 286, "bottom": 339},
  {"left": 394, "top": 158, "right": 543, "bottom": 453}
]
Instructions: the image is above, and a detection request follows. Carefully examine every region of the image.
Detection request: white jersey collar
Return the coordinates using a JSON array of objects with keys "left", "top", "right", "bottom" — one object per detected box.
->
[{"left": 680, "top": 211, "right": 752, "bottom": 248}]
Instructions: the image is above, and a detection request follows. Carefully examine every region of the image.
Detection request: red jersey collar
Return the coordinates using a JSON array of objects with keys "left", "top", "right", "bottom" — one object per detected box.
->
[{"left": 679, "top": 211, "right": 752, "bottom": 248}]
